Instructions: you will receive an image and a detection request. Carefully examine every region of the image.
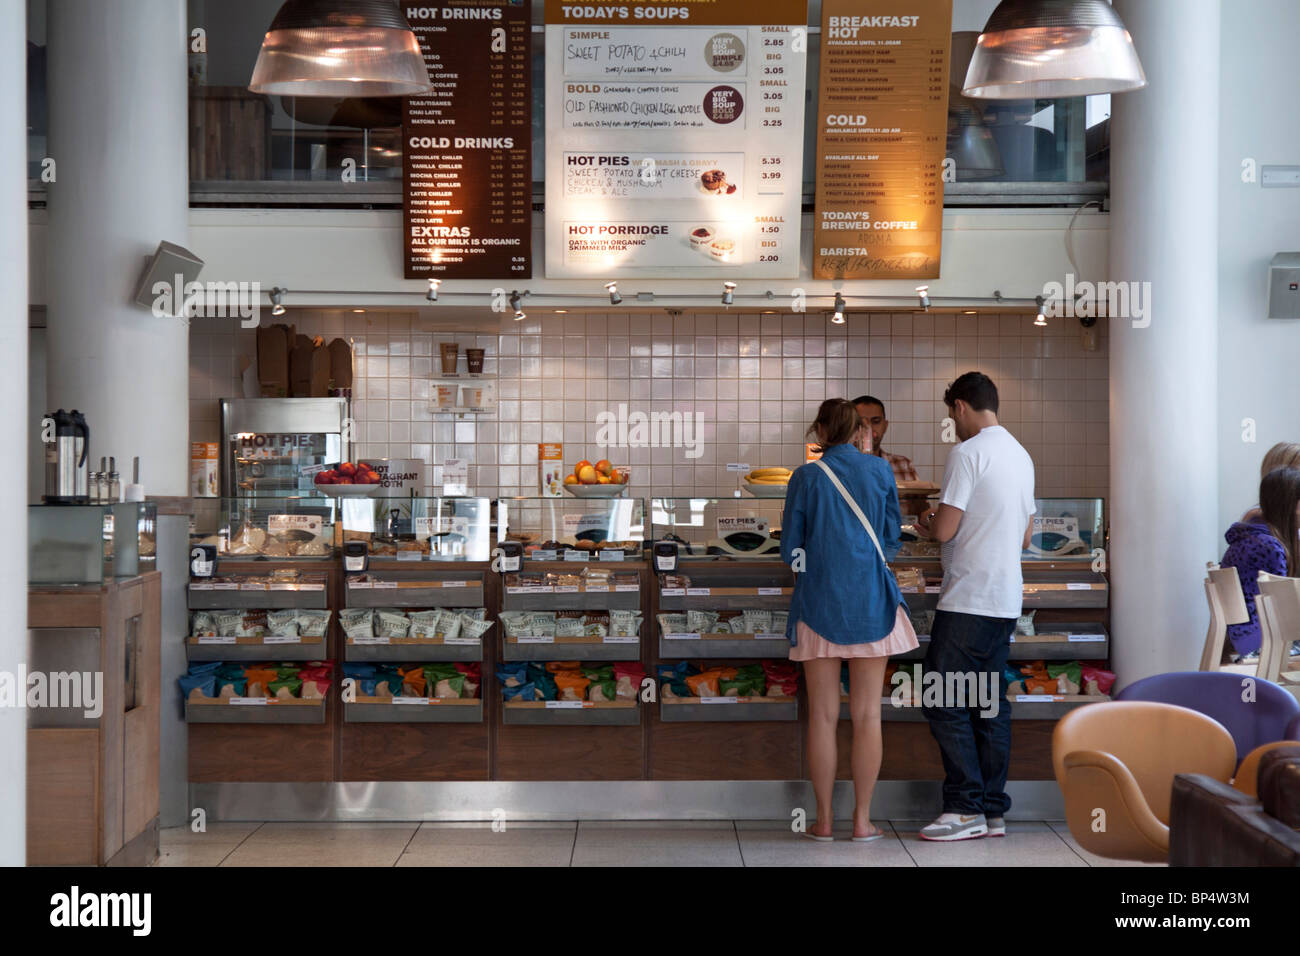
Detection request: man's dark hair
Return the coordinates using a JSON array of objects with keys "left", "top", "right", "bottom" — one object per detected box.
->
[
  {"left": 852, "top": 395, "right": 885, "bottom": 417},
  {"left": 943, "top": 372, "right": 999, "bottom": 413}
]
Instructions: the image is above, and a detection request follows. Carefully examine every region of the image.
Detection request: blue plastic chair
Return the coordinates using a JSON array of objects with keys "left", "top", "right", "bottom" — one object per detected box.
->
[{"left": 1116, "top": 671, "right": 1300, "bottom": 765}]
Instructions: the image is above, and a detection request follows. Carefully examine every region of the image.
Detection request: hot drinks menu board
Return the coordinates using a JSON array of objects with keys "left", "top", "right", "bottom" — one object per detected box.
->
[
  {"left": 403, "top": 1, "right": 532, "bottom": 280},
  {"left": 812, "top": 0, "right": 951, "bottom": 280},
  {"left": 544, "top": 0, "right": 808, "bottom": 278}
]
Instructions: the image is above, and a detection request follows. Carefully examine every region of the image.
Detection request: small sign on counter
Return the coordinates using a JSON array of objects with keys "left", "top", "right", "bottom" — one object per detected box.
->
[
  {"left": 442, "top": 459, "right": 469, "bottom": 497},
  {"left": 268, "top": 514, "right": 323, "bottom": 537}
]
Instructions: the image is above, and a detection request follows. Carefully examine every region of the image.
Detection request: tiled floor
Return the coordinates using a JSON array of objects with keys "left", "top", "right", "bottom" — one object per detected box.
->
[{"left": 155, "top": 820, "right": 1164, "bottom": 867}]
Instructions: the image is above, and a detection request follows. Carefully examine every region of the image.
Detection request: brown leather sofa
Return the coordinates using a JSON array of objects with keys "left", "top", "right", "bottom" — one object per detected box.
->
[{"left": 1169, "top": 746, "right": 1300, "bottom": 866}]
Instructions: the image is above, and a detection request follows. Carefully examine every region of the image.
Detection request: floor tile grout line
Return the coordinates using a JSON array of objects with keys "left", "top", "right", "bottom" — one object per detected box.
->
[
  {"left": 1046, "top": 820, "right": 1095, "bottom": 867},
  {"left": 733, "top": 821, "right": 746, "bottom": 867},
  {"left": 569, "top": 820, "right": 578, "bottom": 867},
  {"left": 216, "top": 821, "right": 266, "bottom": 867},
  {"left": 889, "top": 821, "right": 923, "bottom": 867},
  {"left": 394, "top": 822, "right": 423, "bottom": 867}
]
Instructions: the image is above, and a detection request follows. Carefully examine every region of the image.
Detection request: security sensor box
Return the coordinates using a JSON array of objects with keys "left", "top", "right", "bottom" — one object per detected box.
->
[{"left": 1268, "top": 253, "right": 1300, "bottom": 319}]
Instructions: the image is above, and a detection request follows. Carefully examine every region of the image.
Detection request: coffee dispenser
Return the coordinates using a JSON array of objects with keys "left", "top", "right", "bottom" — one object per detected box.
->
[{"left": 43, "top": 409, "right": 90, "bottom": 504}]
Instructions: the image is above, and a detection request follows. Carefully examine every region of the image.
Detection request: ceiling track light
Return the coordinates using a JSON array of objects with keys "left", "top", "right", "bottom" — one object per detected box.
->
[
  {"left": 916, "top": 285, "right": 931, "bottom": 312},
  {"left": 426, "top": 278, "right": 440, "bottom": 302},
  {"left": 963, "top": 0, "right": 1147, "bottom": 100},
  {"left": 831, "top": 292, "right": 846, "bottom": 325},
  {"left": 604, "top": 281, "right": 622, "bottom": 305},
  {"left": 509, "top": 290, "right": 525, "bottom": 321},
  {"left": 721, "top": 281, "right": 737, "bottom": 306},
  {"left": 269, "top": 286, "right": 287, "bottom": 316},
  {"left": 1034, "top": 294, "right": 1048, "bottom": 327}
]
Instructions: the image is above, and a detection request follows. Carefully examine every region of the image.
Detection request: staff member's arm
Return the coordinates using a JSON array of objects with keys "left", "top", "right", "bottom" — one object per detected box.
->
[{"left": 916, "top": 503, "right": 962, "bottom": 542}]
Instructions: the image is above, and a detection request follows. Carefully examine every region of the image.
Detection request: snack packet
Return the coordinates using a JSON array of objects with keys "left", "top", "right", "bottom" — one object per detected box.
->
[
  {"left": 376, "top": 610, "right": 411, "bottom": 640},
  {"left": 437, "top": 608, "right": 463, "bottom": 642},
  {"left": 771, "top": 610, "right": 789, "bottom": 634},
  {"left": 527, "top": 664, "right": 558, "bottom": 701},
  {"left": 609, "top": 610, "right": 641, "bottom": 638},
  {"left": 433, "top": 674, "right": 466, "bottom": 699},
  {"left": 266, "top": 609, "right": 299, "bottom": 637},
  {"left": 656, "top": 613, "right": 688, "bottom": 635},
  {"left": 178, "top": 672, "right": 217, "bottom": 701},
  {"left": 190, "top": 611, "right": 217, "bottom": 639},
  {"left": 1080, "top": 662, "right": 1117, "bottom": 697},
  {"left": 400, "top": 666, "right": 427, "bottom": 697},
  {"left": 409, "top": 610, "right": 441, "bottom": 640},
  {"left": 1046, "top": 661, "right": 1082, "bottom": 695},
  {"left": 295, "top": 609, "right": 332, "bottom": 638},
  {"left": 269, "top": 676, "right": 302, "bottom": 699},
  {"left": 581, "top": 612, "right": 610, "bottom": 639},
  {"left": 613, "top": 662, "right": 646, "bottom": 700},
  {"left": 502, "top": 682, "right": 535, "bottom": 702},
  {"left": 459, "top": 617, "right": 494, "bottom": 642},
  {"left": 588, "top": 679, "right": 617, "bottom": 702},
  {"left": 686, "top": 609, "right": 719, "bottom": 634},
  {"left": 555, "top": 614, "right": 585, "bottom": 638},
  {"left": 496, "top": 662, "right": 530, "bottom": 688},
  {"left": 1015, "top": 611, "right": 1037, "bottom": 637},
  {"left": 455, "top": 662, "right": 481, "bottom": 699},
  {"left": 762, "top": 660, "right": 799, "bottom": 697},
  {"left": 742, "top": 609, "right": 773, "bottom": 635},
  {"left": 460, "top": 607, "right": 487, "bottom": 621},
  {"left": 554, "top": 671, "right": 590, "bottom": 701},
  {"left": 340, "top": 608, "right": 375, "bottom": 641},
  {"left": 243, "top": 666, "right": 279, "bottom": 698}
]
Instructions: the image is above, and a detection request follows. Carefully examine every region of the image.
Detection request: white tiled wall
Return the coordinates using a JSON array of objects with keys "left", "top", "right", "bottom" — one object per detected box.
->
[{"left": 190, "top": 310, "right": 1109, "bottom": 500}]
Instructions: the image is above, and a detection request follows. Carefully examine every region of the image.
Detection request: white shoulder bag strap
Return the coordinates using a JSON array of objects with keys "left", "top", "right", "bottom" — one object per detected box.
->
[{"left": 813, "top": 458, "right": 887, "bottom": 564}]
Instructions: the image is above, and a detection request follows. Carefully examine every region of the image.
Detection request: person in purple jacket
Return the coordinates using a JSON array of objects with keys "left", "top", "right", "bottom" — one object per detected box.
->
[{"left": 1221, "top": 466, "right": 1300, "bottom": 658}]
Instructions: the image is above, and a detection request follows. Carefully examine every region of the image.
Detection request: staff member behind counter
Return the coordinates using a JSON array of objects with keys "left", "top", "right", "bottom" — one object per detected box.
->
[{"left": 854, "top": 396, "right": 927, "bottom": 516}]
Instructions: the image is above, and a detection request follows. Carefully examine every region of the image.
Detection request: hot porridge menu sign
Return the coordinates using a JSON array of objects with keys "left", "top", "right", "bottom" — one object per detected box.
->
[
  {"left": 403, "top": 1, "right": 533, "bottom": 279},
  {"left": 544, "top": 0, "right": 808, "bottom": 278},
  {"left": 812, "top": 0, "right": 951, "bottom": 279}
]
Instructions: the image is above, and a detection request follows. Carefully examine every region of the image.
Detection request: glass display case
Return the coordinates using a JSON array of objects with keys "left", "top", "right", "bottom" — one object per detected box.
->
[
  {"left": 192, "top": 495, "right": 336, "bottom": 559},
  {"left": 220, "top": 398, "right": 350, "bottom": 497},
  {"left": 648, "top": 497, "right": 786, "bottom": 559},
  {"left": 29, "top": 502, "right": 157, "bottom": 585},
  {"left": 499, "top": 497, "right": 646, "bottom": 559},
  {"left": 896, "top": 497, "right": 1106, "bottom": 563},
  {"left": 339, "top": 496, "right": 491, "bottom": 562}
]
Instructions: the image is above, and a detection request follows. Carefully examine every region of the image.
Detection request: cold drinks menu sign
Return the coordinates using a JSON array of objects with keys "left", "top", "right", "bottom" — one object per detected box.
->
[
  {"left": 544, "top": 0, "right": 808, "bottom": 278},
  {"left": 403, "top": 1, "right": 532, "bottom": 279},
  {"left": 812, "top": 0, "right": 951, "bottom": 279}
]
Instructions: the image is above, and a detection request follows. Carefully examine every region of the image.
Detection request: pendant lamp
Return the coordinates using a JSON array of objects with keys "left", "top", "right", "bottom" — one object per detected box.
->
[
  {"left": 249, "top": 0, "right": 432, "bottom": 97},
  {"left": 947, "top": 32, "right": 1003, "bottom": 180},
  {"left": 962, "top": 0, "right": 1146, "bottom": 100}
]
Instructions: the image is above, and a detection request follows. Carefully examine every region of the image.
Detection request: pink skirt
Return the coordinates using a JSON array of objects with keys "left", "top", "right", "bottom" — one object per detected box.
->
[{"left": 789, "top": 606, "right": 919, "bottom": 661}]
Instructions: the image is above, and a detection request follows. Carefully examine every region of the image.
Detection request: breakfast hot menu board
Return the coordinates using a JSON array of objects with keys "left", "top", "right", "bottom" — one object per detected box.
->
[
  {"left": 812, "top": 0, "right": 951, "bottom": 280},
  {"left": 403, "top": 1, "right": 533, "bottom": 279},
  {"left": 544, "top": 0, "right": 808, "bottom": 278}
]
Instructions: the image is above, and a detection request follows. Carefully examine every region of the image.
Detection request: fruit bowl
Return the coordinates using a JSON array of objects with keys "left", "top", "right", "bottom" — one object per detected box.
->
[
  {"left": 564, "top": 484, "right": 630, "bottom": 498},
  {"left": 743, "top": 481, "right": 788, "bottom": 498},
  {"left": 313, "top": 482, "right": 383, "bottom": 497}
]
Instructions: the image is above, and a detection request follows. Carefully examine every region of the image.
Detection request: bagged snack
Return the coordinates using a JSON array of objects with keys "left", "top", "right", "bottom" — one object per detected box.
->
[
  {"left": 340, "top": 608, "right": 375, "bottom": 641},
  {"left": 527, "top": 612, "right": 557, "bottom": 638},
  {"left": 582, "top": 612, "right": 610, "bottom": 639},
  {"left": 613, "top": 662, "right": 646, "bottom": 700},
  {"left": 295, "top": 609, "right": 332, "bottom": 638},
  {"left": 762, "top": 660, "right": 799, "bottom": 697},
  {"left": 216, "top": 677, "right": 247, "bottom": 698},
  {"left": 719, "top": 678, "right": 753, "bottom": 697},
  {"left": 1080, "top": 662, "right": 1117, "bottom": 697},
  {"left": 1015, "top": 611, "right": 1036, "bottom": 637},
  {"left": 455, "top": 662, "right": 481, "bottom": 699},
  {"left": 269, "top": 676, "right": 302, "bottom": 699},
  {"left": 580, "top": 664, "right": 614, "bottom": 682},
  {"left": 771, "top": 610, "right": 789, "bottom": 634},
  {"left": 190, "top": 611, "right": 217, "bottom": 639},
  {"left": 496, "top": 662, "right": 530, "bottom": 688},
  {"left": 588, "top": 678, "right": 617, "bottom": 702},
  {"left": 657, "top": 613, "right": 688, "bottom": 635},
  {"left": 458, "top": 616, "right": 493, "bottom": 643},
  {"left": 609, "top": 610, "right": 641, "bottom": 639},
  {"left": 214, "top": 610, "right": 245, "bottom": 638},
  {"left": 742, "top": 609, "right": 773, "bottom": 635},
  {"left": 685, "top": 669, "right": 724, "bottom": 698},
  {"left": 437, "top": 608, "right": 463, "bottom": 642},
  {"left": 376, "top": 610, "right": 411, "bottom": 640},
  {"left": 266, "top": 609, "right": 299, "bottom": 637},
  {"left": 298, "top": 664, "right": 332, "bottom": 698},
  {"left": 409, "top": 610, "right": 441, "bottom": 640},
  {"left": 400, "top": 666, "right": 427, "bottom": 697},
  {"left": 1046, "top": 661, "right": 1082, "bottom": 695},
  {"left": 238, "top": 610, "right": 268, "bottom": 637},
  {"left": 178, "top": 672, "right": 217, "bottom": 701},
  {"left": 908, "top": 609, "right": 935, "bottom": 636},
  {"left": 662, "top": 573, "right": 692, "bottom": 589},
  {"left": 433, "top": 674, "right": 466, "bottom": 699},
  {"left": 656, "top": 661, "right": 697, "bottom": 698},
  {"left": 343, "top": 663, "right": 377, "bottom": 679},
  {"left": 460, "top": 607, "right": 487, "bottom": 621},
  {"left": 554, "top": 671, "right": 590, "bottom": 701},
  {"left": 498, "top": 611, "right": 531, "bottom": 638},
  {"left": 736, "top": 664, "right": 766, "bottom": 694},
  {"left": 243, "top": 666, "right": 279, "bottom": 698},
  {"left": 686, "top": 609, "right": 719, "bottom": 634},
  {"left": 526, "top": 664, "right": 558, "bottom": 701},
  {"left": 1003, "top": 665, "right": 1024, "bottom": 696},
  {"left": 545, "top": 661, "right": 583, "bottom": 672},
  {"left": 502, "top": 681, "right": 535, "bottom": 701},
  {"left": 555, "top": 614, "right": 585, "bottom": 638}
]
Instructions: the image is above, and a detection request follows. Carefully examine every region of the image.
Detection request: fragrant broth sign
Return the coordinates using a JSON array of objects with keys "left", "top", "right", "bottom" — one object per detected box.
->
[
  {"left": 812, "top": 0, "right": 951, "bottom": 279},
  {"left": 403, "top": 0, "right": 533, "bottom": 279},
  {"left": 544, "top": 0, "right": 808, "bottom": 278}
]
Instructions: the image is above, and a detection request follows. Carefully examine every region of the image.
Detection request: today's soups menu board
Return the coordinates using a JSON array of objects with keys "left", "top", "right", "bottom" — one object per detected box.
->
[{"left": 544, "top": 0, "right": 808, "bottom": 278}]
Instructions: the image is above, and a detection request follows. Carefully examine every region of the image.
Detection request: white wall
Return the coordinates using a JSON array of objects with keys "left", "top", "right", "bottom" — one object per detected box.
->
[{"left": 1216, "top": 0, "right": 1300, "bottom": 530}]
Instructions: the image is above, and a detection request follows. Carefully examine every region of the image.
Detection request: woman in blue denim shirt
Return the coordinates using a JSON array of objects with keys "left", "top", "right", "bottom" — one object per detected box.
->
[{"left": 781, "top": 398, "right": 917, "bottom": 841}]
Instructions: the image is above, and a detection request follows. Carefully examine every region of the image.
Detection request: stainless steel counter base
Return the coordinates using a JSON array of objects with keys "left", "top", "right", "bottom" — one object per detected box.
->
[{"left": 190, "top": 780, "right": 1064, "bottom": 822}]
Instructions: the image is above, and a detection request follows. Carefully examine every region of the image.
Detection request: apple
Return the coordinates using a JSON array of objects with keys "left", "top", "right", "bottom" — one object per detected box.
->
[
  {"left": 339, "top": 462, "right": 356, "bottom": 477},
  {"left": 595, "top": 459, "right": 613, "bottom": 476}
]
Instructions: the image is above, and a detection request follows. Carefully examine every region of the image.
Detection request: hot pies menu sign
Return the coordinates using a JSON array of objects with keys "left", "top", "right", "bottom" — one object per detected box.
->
[
  {"left": 403, "top": 1, "right": 533, "bottom": 279},
  {"left": 544, "top": 0, "right": 808, "bottom": 278},
  {"left": 812, "top": 0, "right": 951, "bottom": 279}
]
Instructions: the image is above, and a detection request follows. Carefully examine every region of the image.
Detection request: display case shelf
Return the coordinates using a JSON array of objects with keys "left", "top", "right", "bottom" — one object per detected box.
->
[
  {"left": 185, "top": 637, "right": 328, "bottom": 661},
  {"left": 659, "top": 696, "right": 798, "bottom": 722},
  {"left": 345, "top": 570, "right": 485, "bottom": 608},
  {"left": 843, "top": 694, "right": 1104, "bottom": 722},
  {"left": 344, "top": 638, "right": 483, "bottom": 662},
  {"left": 889, "top": 624, "right": 1109, "bottom": 662},
  {"left": 657, "top": 632, "right": 790, "bottom": 659},
  {"left": 185, "top": 697, "right": 327, "bottom": 724},
  {"left": 658, "top": 586, "right": 793, "bottom": 611},
  {"left": 501, "top": 633, "right": 641, "bottom": 662},
  {"left": 344, "top": 697, "right": 483, "bottom": 723},
  {"left": 502, "top": 587, "right": 641, "bottom": 611},
  {"left": 187, "top": 584, "right": 329, "bottom": 610},
  {"left": 502, "top": 700, "right": 640, "bottom": 725}
]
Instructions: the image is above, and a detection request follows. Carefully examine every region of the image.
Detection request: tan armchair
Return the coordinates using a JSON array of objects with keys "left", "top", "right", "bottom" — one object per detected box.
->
[{"left": 1052, "top": 701, "right": 1238, "bottom": 863}]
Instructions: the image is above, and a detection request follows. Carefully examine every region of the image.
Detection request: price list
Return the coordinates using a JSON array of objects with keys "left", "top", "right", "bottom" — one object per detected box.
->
[
  {"left": 404, "top": 0, "right": 533, "bottom": 279},
  {"left": 812, "top": 0, "right": 951, "bottom": 280}
]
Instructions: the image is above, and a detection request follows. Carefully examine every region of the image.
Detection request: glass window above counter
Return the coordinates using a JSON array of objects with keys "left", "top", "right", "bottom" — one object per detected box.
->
[
  {"left": 897, "top": 497, "right": 1105, "bottom": 563},
  {"left": 499, "top": 497, "right": 645, "bottom": 561},
  {"left": 649, "top": 498, "right": 787, "bottom": 560}
]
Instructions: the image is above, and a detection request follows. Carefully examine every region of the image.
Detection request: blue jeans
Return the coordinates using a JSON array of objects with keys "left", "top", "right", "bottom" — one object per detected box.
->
[{"left": 922, "top": 609, "right": 1016, "bottom": 816}]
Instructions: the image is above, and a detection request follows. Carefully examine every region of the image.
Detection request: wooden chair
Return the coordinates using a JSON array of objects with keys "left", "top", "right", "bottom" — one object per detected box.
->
[
  {"left": 1256, "top": 572, "right": 1300, "bottom": 689},
  {"left": 1200, "top": 563, "right": 1253, "bottom": 675},
  {"left": 1052, "top": 701, "right": 1238, "bottom": 862}
]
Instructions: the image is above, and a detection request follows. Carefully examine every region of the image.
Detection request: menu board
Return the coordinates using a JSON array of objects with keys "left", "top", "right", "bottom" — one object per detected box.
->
[
  {"left": 544, "top": 0, "right": 808, "bottom": 278},
  {"left": 403, "top": 1, "right": 532, "bottom": 279},
  {"left": 812, "top": 0, "right": 951, "bottom": 279}
]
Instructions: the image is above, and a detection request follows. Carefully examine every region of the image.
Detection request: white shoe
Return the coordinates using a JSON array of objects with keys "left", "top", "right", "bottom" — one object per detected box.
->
[
  {"left": 920, "top": 813, "right": 988, "bottom": 842},
  {"left": 986, "top": 816, "right": 1006, "bottom": 837}
]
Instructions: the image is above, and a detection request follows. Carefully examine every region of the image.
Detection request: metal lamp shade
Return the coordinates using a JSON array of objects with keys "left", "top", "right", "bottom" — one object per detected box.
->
[
  {"left": 962, "top": 0, "right": 1147, "bottom": 99},
  {"left": 249, "top": 0, "right": 431, "bottom": 97}
]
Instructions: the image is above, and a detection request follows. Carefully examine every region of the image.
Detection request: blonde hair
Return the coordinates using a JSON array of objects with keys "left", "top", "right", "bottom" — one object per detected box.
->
[{"left": 1261, "top": 442, "right": 1300, "bottom": 477}]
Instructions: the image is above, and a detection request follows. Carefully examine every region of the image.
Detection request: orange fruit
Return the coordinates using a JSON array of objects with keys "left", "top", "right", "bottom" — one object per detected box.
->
[
  {"left": 578, "top": 465, "right": 598, "bottom": 484},
  {"left": 595, "top": 459, "right": 613, "bottom": 476},
  {"left": 575, "top": 460, "right": 592, "bottom": 475},
  {"left": 597, "top": 476, "right": 611, "bottom": 484},
  {"left": 563, "top": 474, "right": 578, "bottom": 485}
]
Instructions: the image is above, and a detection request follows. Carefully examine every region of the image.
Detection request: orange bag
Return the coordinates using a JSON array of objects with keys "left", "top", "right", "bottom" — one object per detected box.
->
[
  {"left": 686, "top": 669, "right": 725, "bottom": 698},
  {"left": 554, "top": 671, "right": 590, "bottom": 701},
  {"left": 242, "top": 667, "right": 280, "bottom": 698},
  {"left": 400, "top": 666, "right": 427, "bottom": 697},
  {"left": 546, "top": 661, "right": 583, "bottom": 673}
]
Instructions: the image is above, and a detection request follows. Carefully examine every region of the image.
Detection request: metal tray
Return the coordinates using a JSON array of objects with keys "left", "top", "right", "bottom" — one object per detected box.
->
[
  {"left": 344, "top": 639, "right": 483, "bottom": 662},
  {"left": 186, "top": 638, "right": 328, "bottom": 662},
  {"left": 502, "top": 701, "right": 640, "bottom": 725},
  {"left": 344, "top": 698, "right": 483, "bottom": 723},
  {"left": 658, "top": 696, "right": 798, "bottom": 722},
  {"left": 188, "top": 586, "right": 329, "bottom": 610},
  {"left": 657, "top": 634, "right": 790, "bottom": 659},
  {"left": 502, "top": 636, "right": 641, "bottom": 661},
  {"left": 184, "top": 697, "right": 327, "bottom": 724},
  {"left": 501, "top": 589, "right": 641, "bottom": 611}
]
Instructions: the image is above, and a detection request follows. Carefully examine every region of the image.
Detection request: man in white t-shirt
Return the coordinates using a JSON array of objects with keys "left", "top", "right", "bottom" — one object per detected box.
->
[{"left": 913, "top": 372, "right": 1036, "bottom": 842}]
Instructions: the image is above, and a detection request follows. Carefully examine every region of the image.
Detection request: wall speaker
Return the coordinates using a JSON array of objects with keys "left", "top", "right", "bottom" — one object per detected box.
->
[{"left": 132, "top": 240, "right": 205, "bottom": 316}]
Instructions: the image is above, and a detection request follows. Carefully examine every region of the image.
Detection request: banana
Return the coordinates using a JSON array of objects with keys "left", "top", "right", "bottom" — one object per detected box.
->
[
  {"left": 748, "top": 467, "right": 792, "bottom": 478},
  {"left": 746, "top": 475, "right": 790, "bottom": 485}
]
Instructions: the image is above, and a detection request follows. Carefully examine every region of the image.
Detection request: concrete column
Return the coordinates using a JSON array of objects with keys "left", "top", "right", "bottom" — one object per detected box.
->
[
  {"left": 0, "top": 0, "right": 29, "bottom": 867},
  {"left": 46, "top": 0, "right": 190, "bottom": 495},
  {"left": 1109, "top": 0, "right": 1221, "bottom": 684}
]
